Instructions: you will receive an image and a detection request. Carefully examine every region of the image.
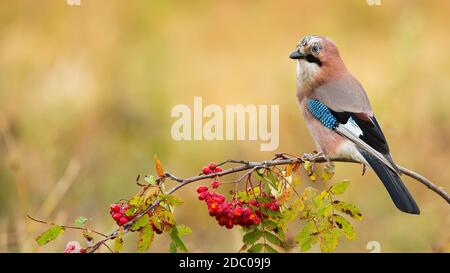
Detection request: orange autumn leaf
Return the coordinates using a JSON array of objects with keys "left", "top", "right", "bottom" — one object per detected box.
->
[{"left": 154, "top": 155, "right": 164, "bottom": 177}]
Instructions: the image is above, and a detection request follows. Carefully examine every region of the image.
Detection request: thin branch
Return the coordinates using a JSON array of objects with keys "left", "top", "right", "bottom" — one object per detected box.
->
[
  {"left": 81, "top": 153, "right": 448, "bottom": 252},
  {"left": 27, "top": 215, "right": 108, "bottom": 238}
]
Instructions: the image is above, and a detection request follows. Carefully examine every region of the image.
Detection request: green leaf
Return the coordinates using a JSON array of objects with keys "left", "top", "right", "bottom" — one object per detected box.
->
[
  {"left": 138, "top": 224, "right": 154, "bottom": 253},
  {"left": 170, "top": 226, "right": 188, "bottom": 252},
  {"left": 302, "top": 187, "right": 318, "bottom": 200},
  {"left": 35, "top": 225, "right": 65, "bottom": 246},
  {"left": 319, "top": 228, "right": 340, "bottom": 253},
  {"left": 243, "top": 230, "right": 263, "bottom": 245},
  {"left": 264, "top": 244, "right": 279, "bottom": 253},
  {"left": 280, "top": 208, "right": 298, "bottom": 226},
  {"left": 161, "top": 194, "right": 183, "bottom": 207},
  {"left": 295, "top": 221, "right": 318, "bottom": 252},
  {"left": 264, "top": 231, "right": 287, "bottom": 248},
  {"left": 129, "top": 196, "right": 144, "bottom": 207},
  {"left": 144, "top": 175, "right": 155, "bottom": 185},
  {"left": 131, "top": 214, "right": 149, "bottom": 231},
  {"left": 312, "top": 191, "right": 329, "bottom": 208},
  {"left": 247, "top": 243, "right": 264, "bottom": 253},
  {"left": 333, "top": 214, "right": 356, "bottom": 240},
  {"left": 258, "top": 171, "right": 278, "bottom": 193},
  {"left": 321, "top": 163, "right": 335, "bottom": 181},
  {"left": 317, "top": 203, "right": 333, "bottom": 218},
  {"left": 329, "top": 180, "right": 350, "bottom": 195},
  {"left": 114, "top": 228, "right": 124, "bottom": 252},
  {"left": 74, "top": 216, "right": 88, "bottom": 226},
  {"left": 292, "top": 198, "right": 304, "bottom": 211},
  {"left": 332, "top": 201, "right": 363, "bottom": 220},
  {"left": 176, "top": 224, "right": 192, "bottom": 237},
  {"left": 125, "top": 206, "right": 139, "bottom": 217}
]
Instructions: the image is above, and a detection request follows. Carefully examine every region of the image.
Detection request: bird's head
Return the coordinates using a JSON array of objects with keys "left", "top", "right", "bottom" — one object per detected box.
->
[{"left": 290, "top": 35, "right": 346, "bottom": 86}]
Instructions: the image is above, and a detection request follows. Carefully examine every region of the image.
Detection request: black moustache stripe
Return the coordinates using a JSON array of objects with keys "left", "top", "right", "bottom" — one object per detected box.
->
[{"left": 301, "top": 54, "right": 322, "bottom": 66}]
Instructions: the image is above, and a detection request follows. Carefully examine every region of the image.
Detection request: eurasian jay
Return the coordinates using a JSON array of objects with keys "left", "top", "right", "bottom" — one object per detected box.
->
[{"left": 290, "top": 35, "right": 420, "bottom": 214}]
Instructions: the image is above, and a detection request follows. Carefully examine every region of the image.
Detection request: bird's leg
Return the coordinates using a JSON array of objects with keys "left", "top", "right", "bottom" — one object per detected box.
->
[{"left": 361, "top": 164, "right": 366, "bottom": 176}]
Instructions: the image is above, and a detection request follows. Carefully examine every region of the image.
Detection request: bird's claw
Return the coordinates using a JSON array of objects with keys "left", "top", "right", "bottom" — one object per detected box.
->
[{"left": 302, "top": 151, "right": 323, "bottom": 162}]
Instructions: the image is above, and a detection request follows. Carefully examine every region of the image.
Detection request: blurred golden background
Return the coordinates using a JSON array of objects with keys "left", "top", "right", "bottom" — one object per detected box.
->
[{"left": 0, "top": 0, "right": 449, "bottom": 252}]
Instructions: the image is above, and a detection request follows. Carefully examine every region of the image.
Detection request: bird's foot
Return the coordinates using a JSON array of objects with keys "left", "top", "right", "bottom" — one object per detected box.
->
[{"left": 302, "top": 151, "right": 323, "bottom": 162}]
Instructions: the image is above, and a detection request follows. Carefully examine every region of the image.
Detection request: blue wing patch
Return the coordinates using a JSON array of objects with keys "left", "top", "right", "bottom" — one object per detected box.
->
[{"left": 306, "top": 99, "right": 338, "bottom": 129}]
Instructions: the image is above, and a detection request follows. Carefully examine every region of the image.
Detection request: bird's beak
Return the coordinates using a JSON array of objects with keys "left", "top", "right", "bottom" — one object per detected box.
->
[{"left": 289, "top": 50, "right": 306, "bottom": 60}]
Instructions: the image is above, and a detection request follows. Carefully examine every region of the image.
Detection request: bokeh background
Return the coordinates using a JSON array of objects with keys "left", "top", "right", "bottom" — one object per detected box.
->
[{"left": 0, "top": 0, "right": 449, "bottom": 253}]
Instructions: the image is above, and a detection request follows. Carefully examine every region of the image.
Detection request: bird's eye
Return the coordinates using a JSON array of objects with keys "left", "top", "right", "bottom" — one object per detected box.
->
[{"left": 311, "top": 44, "right": 321, "bottom": 54}]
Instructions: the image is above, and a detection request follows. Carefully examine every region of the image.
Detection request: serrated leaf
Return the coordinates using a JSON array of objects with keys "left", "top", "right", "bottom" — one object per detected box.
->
[
  {"left": 296, "top": 221, "right": 318, "bottom": 252},
  {"left": 319, "top": 228, "right": 340, "bottom": 253},
  {"left": 332, "top": 201, "right": 363, "bottom": 220},
  {"left": 74, "top": 216, "right": 88, "bottom": 226},
  {"left": 35, "top": 225, "right": 65, "bottom": 246},
  {"left": 243, "top": 230, "right": 263, "bottom": 245},
  {"left": 264, "top": 231, "right": 287, "bottom": 248},
  {"left": 129, "top": 196, "right": 144, "bottom": 207},
  {"left": 138, "top": 224, "right": 154, "bottom": 253},
  {"left": 170, "top": 226, "right": 188, "bottom": 252},
  {"left": 131, "top": 214, "right": 149, "bottom": 231},
  {"left": 160, "top": 210, "right": 175, "bottom": 226},
  {"left": 247, "top": 243, "right": 264, "bottom": 253},
  {"left": 329, "top": 180, "right": 350, "bottom": 195},
  {"left": 333, "top": 214, "right": 356, "bottom": 240},
  {"left": 264, "top": 243, "right": 279, "bottom": 253},
  {"left": 176, "top": 224, "right": 192, "bottom": 237},
  {"left": 114, "top": 228, "right": 124, "bottom": 252},
  {"left": 154, "top": 155, "right": 164, "bottom": 177}
]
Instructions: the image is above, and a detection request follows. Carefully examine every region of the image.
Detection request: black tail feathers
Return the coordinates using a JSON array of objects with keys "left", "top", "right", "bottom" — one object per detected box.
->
[{"left": 359, "top": 149, "right": 420, "bottom": 214}]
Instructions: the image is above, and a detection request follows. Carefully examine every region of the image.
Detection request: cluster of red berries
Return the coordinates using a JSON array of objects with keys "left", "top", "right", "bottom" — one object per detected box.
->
[
  {"left": 110, "top": 202, "right": 171, "bottom": 234},
  {"left": 202, "top": 162, "right": 222, "bottom": 175},
  {"left": 109, "top": 203, "right": 135, "bottom": 226},
  {"left": 197, "top": 181, "right": 280, "bottom": 229}
]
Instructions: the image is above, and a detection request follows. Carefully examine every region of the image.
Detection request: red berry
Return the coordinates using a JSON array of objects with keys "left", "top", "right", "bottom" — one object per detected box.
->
[
  {"left": 110, "top": 204, "right": 121, "bottom": 213},
  {"left": 208, "top": 202, "right": 219, "bottom": 211},
  {"left": 215, "top": 167, "right": 223, "bottom": 172},
  {"left": 270, "top": 203, "right": 279, "bottom": 211},
  {"left": 198, "top": 191, "right": 208, "bottom": 201},
  {"left": 118, "top": 217, "right": 128, "bottom": 226},
  {"left": 211, "top": 181, "right": 221, "bottom": 189},
  {"left": 250, "top": 199, "right": 259, "bottom": 206},
  {"left": 202, "top": 167, "right": 212, "bottom": 175},
  {"left": 208, "top": 162, "right": 217, "bottom": 170},
  {"left": 196, "top": 186, "right": 208, "bottom": 193},
  {"left": 225, "top": 220, "right": 234, "bottom": 229},
  {"left": 112, "top": 212, "right": 122, "bottom": 221},
  {"left": 234, "top": 207, "right": 243, "bottom": 217}
]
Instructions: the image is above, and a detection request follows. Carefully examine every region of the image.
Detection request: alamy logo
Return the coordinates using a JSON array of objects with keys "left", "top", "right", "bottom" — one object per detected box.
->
[
  {"left": 367, "top": 0, "right": 381, "bottom": 6},
  {"left": 66, "top": 0, "right": 81, "bottom": 6},
  {"left": 171, "top": 97, "right": 279, "bottom": 151}
]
